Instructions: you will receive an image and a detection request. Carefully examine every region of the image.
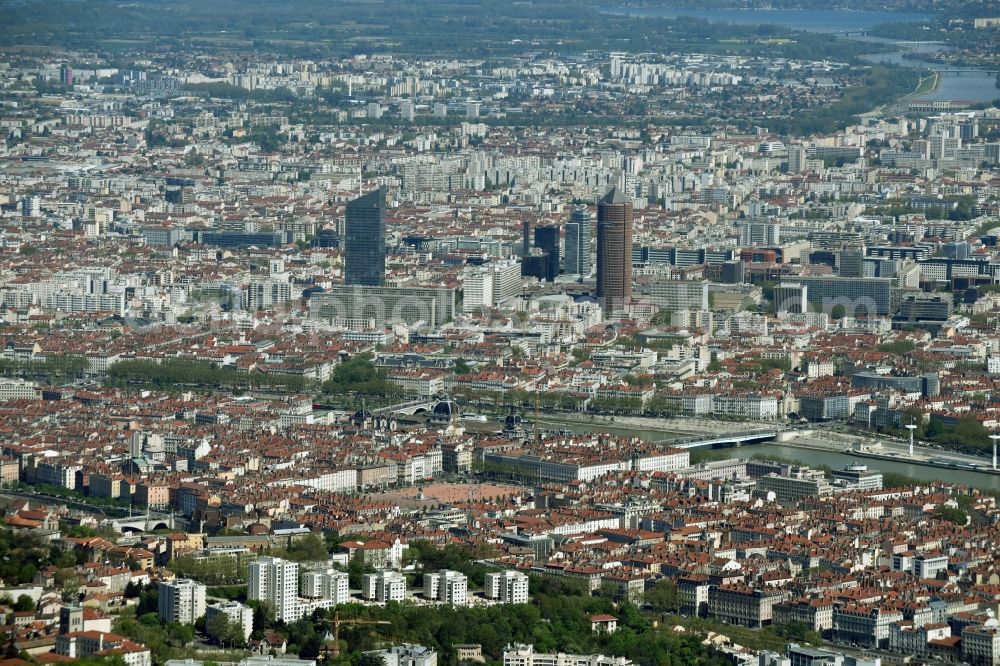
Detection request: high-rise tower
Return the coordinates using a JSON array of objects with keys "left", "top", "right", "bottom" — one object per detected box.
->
[
  {"left": 533, "top": 225, "right": 560, "bottom": 282},
  {"left": 565, "top": 206, "right": 592, "bottom": 277},
  {"left": 344, "top": 186, "right": 386, "bottom": 286},
  {"left": 596, "top": 187, "right": 633, "bottom": 312}
]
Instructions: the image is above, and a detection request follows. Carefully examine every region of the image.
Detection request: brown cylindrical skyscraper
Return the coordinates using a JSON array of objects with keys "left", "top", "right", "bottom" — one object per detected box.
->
[{"left": 596, "top": 187, "right": 633, "bottom": 313}]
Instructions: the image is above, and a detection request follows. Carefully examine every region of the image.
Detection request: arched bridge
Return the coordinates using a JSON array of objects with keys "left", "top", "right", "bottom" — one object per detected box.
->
[{"left": 102, "top": 511, "right": 188, "bottom": 534}]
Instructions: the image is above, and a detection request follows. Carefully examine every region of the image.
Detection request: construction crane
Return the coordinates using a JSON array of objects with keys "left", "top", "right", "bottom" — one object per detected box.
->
[{"left": 322, "top": 610, "right": 392, "bottom": 660}]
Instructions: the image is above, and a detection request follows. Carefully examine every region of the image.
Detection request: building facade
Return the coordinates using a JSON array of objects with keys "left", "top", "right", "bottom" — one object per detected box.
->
[
  {"left": 345, "top": 187, "right": 386, "bottom": 286},
  {"left": 157, "top": 579, "right": 206, "bottom": 625},
  {"left": 596, "top": 187, "right": 633, "bottom": 313}
]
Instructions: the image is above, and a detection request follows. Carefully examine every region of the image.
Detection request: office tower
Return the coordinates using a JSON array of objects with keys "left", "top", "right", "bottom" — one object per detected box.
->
[
  {"left": 784, "top": 276, "right": 893, "bottom": 316},
  {"left": 463, "top": 267, "right": 494, "bottom": 312},
  {"left": 644, "top": 279, "right": 710, "bottom": 311},
  {"left": 596, "top": 187, "right": 633, "bottom": 312},
  {"left": 521, "top": 253, "right": 549, "bottom": 282},
  {"left": 248, "top": 556, "right": 300, "bottom": 622},
  {"left": 21, "top": 196, "right": 40, "bottom": 218},
  {"left": 984, "top": 142, "right": 1000, "bottom": 165},
  {"left": 60, "top": 64, "right": 73, "bottom": 87},
  {"left": 344, "top": 187, "right": 386, "bottom": 286},
  {"left": 930, "top": 133, "right": 961, "bottom": 159},
  {"left": 838, "top": 250, "right": 864, "bottom": 278},
  {"left": 719, "top": 260, "right": 744, "bottom": 285},
  {"left": 158, "top": 579, "right": 207, "bottom": 625},
  {"left": 739, "top": 221, "right": 780, "bottom": 247},
  {"left": 491, "top": 259, "right": 522, "bottom": 303},
  {"left": 942, "top": 241, "right": 970, "bottom": 260},
  {"left": 565, "top": 206, "right": 593, "bottom": 277},
  {"left": 788, "top": 146, "right": 807, "bottom": 173},
  {"left": 533, "top": 225, "right": 560, "bottom": 282},
  {"left": 312, "top": 285, "right": 456, "bottom": 327},
  {"left": 773, "top": 283, "right": 808, "bottom": 314},
  {"left": 522, "top": 219, "right": 532, "bottom": 257},
  {"left": 463, "top": 258, "right": 522, "bottom": 312},
  {"left": 895, "top": 293, "right": 953, "bottom": 322}
]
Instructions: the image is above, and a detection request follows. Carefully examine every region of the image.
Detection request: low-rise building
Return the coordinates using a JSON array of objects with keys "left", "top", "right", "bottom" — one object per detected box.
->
[
  {"left": 502, "top": 643, "right": 632, "bottom": 666},
  {"left": 708, "top": 584, "right": 788, "bottom": 628}
]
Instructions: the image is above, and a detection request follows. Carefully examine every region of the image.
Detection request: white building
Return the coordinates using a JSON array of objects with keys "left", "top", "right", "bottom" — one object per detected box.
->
[
  {"left": 363, "top": 570, "right": 407, "bottom": 602},
  {"left": 988, "top": 356, "right": 1000, "bottom": 374},
  {"left": 55, "top": 631, "right": 151, "bottom": 666},
  {"left": 913, "top": 553, "right": 948, "bottom": 580},
  {"left": 463, "top": 266, "right": 494, "bottom": 312},
  {"left": 502, "top": 644, "right": 632, "bottom": 666},
  {"left": 158, "top": 579, "right": 207, "bottom": 625},
  {"left": 21, "top": 196, "right": 40, "bottom": 218},
  {"left": 645, "top": 279, "right": 710, "bottom": 311},
  {"left": 0, "top": 379, "right": 38, "bottom": 401},
  {"left": 301, "top": 568, "right": 350, "bottom": 605},
  {"left": 248, "top": 556, "right": 300, "bottom": 622},
  {"left": 485, "top": 571, "right": 529, "bottom": 604},
  {"left": 740, "top": 221, "right": 780, "bottom": 247},
  {"left": 33, "top": 458, "right": 82, "bottom": 490},
  {"left": 423, "top": 570, "right": 468, "bottom": 606},
  {"left": 370, "top": 644, "right": 438, "bottom": 666},
  {"left": 205, "top": 601, "right": 254, "bottom": 641},
  {"left": 963, "top": 624, "right": 1000, "bottom": 666},
  {"left": 490, "top": 260, "right": 522, "bottom": 304},
  {"left": 268, "top": 469, "right": 356, "bottom": 494},
  {"left": 713, "top": 394, "right": 779, "bottom": 420}
]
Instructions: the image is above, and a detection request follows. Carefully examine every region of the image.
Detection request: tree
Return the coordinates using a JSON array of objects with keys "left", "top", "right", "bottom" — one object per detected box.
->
[
  {"left": 206, "top": 613, "right": 244, "bottom": 647},
  {"left": 248, "top": 600, "right": 276, "bottom": 638},
  {"left": 359, "top": 653, "right": 387, "bottom": 666},
  {"left": 280, "top": 534, "right": 330, "bottom": 561},
  {"left": 933, "top": 505, "right": 968, "bottom": 525},
  {"left": 453, "top": 358, "right": 472, "bottom": 375},
  {"left": 13, "top": 594, "right": 35, "bottom": 612},
  {"left": 165, "top": 621, "right": 195, "bottom": 646},
  {"left": 644, "top": 580, "right": 679, "bottom": 613},
  {"left": 136, "top": 584, "right": 158, "bottom": 616}
]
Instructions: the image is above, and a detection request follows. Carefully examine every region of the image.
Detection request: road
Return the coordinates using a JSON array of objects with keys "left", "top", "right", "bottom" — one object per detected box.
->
[{"left": 0, "top": 489, "right": 131, "bottom": 517}]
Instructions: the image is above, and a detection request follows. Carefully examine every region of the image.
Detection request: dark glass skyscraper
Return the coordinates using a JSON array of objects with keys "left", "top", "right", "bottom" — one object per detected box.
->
[
  {"left": 596, "top": 187, "right": 633, "bottom": 312},
  {"left": 565, "top": 206, "right": 592, "bottom": 277},
  {"left": 533, "top": 225, "right": 560, "bottom": 282},
  {"left": 344, "top": 187, "right": 386, "bottom": 286}
]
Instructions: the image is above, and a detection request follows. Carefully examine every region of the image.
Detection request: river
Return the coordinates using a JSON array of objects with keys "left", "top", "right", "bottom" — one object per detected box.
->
[
  {"left": 601, "top": 7, "right": 998, "bottom": 103},
  {"left": 599, "top": 8, "right": 929, "bottom": 33},
  {"left": 539, "top": 418, "right": 1000, "bottom": 491},
  {"left": 862, "top": 50, "right": 998, "bottom": 103}
]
